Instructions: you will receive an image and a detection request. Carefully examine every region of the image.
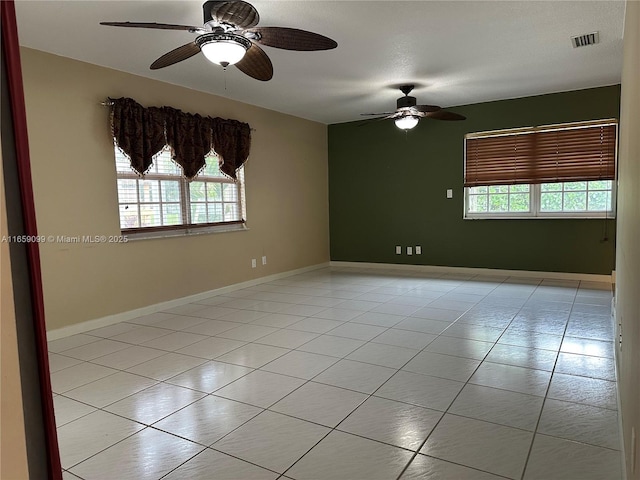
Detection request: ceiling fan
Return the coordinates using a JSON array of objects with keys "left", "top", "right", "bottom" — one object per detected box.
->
[
  {"left": 361, "top": 85, "right": 466, "bottom": 130},
  {"left": 100, "top": 0, "right": 337, "bottom": 81}
]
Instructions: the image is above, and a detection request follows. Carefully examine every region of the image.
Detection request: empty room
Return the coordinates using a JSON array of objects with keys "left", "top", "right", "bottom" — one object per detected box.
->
[{"left": 2, "top": 1, "right": 639, "bottom": 479}]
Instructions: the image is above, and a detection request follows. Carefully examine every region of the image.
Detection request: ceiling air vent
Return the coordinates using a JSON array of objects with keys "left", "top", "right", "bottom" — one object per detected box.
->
[{"left": 571, "top": 31, "right": 600, "bottom": 48}]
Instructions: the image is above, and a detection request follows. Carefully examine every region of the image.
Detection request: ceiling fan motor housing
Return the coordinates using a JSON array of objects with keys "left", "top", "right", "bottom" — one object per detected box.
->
[
  {"left": 203, "top": 1, "right": 216, "bottom": 23},
  {"left": 397, "top": 96, "right": 417, "bottom": 109},
  {"left": 203, "top": 0, "right": 259, "bottom": 28}
]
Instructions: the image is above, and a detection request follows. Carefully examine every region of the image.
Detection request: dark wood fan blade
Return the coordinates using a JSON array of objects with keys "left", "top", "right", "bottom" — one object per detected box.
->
[
  {"left": 234, "top": 43, "right": 273, "bottom": 81},
  {"left": 100, "top": 22, "right": 200, "bottom": 31},
  {"left": 426, "top": 110, "right": 467, "bottom": 121},
  {"left": 243, "top": 27, "right": 337, "bottom": 51},
  {"left": 413, "top": 104, "right": 441, "bottom": 113},
  {"left": 207, "top": 1, "right": 259, "bottom": 29},
  {"left": 150, "top": 42, "right": 200, "bottom": 70},
  {"left": 357, "top": 115, "right": 396, "bottom": 127}
]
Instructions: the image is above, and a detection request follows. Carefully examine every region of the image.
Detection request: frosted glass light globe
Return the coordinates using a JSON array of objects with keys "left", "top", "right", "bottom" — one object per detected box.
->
[
  {"left": 196, "top": 33, "right": 252, "bottom": 67},
  {"left": 395, "top": 115, "right": 419, "bottom": 130},
  {"left": 201, "top": 41, "right": 247, "bottom": 66}
]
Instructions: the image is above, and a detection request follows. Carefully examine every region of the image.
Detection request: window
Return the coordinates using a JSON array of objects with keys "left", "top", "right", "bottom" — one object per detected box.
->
[
  {"left": 467, "top": 185, "right": 530, "bottom": 214},
  {"left": 466, "top": 181, "right": 614, "bottom": 217},
  {"left": 539, "top": 180, "right": 612, "bottom": 213},
  {"left": 464, "top": 120, "right": 617, "bottom": 219},
  {"left": 108, "top": 97, "right": 251, "bottom": 236},
  {"left": 115, "top": 147, "right": 245, "bottom": 233}
]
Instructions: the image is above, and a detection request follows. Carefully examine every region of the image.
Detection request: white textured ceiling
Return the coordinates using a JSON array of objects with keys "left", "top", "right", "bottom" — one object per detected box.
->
[{"left": 15, "top": 0, "right": 624, "bottom": 124}]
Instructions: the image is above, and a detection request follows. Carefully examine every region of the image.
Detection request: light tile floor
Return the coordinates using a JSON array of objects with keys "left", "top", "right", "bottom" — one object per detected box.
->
[{"left": 49, "top": 267, "right": 623, "bottom": 480}]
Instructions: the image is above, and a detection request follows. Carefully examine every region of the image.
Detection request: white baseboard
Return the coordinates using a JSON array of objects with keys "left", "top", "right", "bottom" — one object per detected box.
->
[
  {"left": 329, "top": 261, "right": 613, "bottom": 283},
  {"left": 47, "top": 262, "right": 330, "bottom": 341}
]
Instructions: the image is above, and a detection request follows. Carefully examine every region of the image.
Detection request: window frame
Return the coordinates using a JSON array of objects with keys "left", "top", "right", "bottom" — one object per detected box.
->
[
  {"left": 464, "top": 181, "right": 617, "bottom": 220},
  {"left": 115, "top": 147, "right": 247, "bottom": 238},
  {"left": 463, "top": 119, "right": 618, "bottom": 220},
  {"left": 465, "top": 184, "right": 533, "bottom": 218}
]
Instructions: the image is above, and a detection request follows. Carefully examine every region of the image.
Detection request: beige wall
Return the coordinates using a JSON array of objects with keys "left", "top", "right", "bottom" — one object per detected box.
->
[
  {"left": 19, "top": 48, "right": 330, "bottom": 331},
  {"left": 0, "top": 151, "right": 30, "bottom": 480},
  {"left": 616, "top": 1, "right": 640, "bottom": 478}
]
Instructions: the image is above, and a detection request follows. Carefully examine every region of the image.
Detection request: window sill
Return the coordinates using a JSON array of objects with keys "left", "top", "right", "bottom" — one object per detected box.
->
[{"left": 122, "top": 222, "right": 248, "bottom": 241}]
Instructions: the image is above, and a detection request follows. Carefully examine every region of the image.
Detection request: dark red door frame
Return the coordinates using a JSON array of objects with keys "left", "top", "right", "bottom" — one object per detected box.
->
[{"left": 1, "top": 1, "right": 62, "bottom": 478}]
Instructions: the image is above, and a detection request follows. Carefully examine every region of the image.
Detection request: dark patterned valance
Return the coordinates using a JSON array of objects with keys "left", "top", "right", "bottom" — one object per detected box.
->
[
  {"left": 110, "top": 98, "right": 165, "bottom": 175},
  {"left": 109, "top": 97, "right": 251, "bottom": 180},
  {"left": 211, "top": 117, "right": 252, "bottom": 179}
]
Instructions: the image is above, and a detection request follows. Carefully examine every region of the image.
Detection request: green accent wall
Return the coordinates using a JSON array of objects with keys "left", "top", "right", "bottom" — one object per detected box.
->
[{"left": 328, "top": 86, "right": 620, "bottom": 274}]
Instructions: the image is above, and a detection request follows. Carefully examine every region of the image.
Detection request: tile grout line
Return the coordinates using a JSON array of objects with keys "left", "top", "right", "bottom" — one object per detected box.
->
[
  {"left": 518, "top": 283, "right": 579, "bottom": 480},
  {"left": 52, "top": 270, "right": 616, "bottom": 479},
  {"left": 269, "top": 274, "right": 504, "bottom": 478},
  {"left": 391, "top": 274, "right": 542, "bottom": 480},
  {"left": 56, "top": 272, "right": 527, "bottom": 476}
]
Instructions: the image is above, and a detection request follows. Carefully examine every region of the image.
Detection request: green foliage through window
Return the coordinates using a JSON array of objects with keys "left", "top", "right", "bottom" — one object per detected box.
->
[
  {"left": 466, "top": 181, "right": 613, "bottom": 218},
  {"left": 469, "top": 185, "right": 531, "bottom": 214}
]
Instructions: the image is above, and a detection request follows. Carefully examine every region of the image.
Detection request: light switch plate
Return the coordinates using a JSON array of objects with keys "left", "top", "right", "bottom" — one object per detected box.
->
[
  {"left": 416, "top": 246, "right": 422, "bottom": 255},
  {"left": 396, "top": 246, "right": 402, "bottom": 255},
  {"left": 407, "top": 246, "right": 413, "bottom": 255},
  {"left": 446, "top": 189, "right": 453, "bottom": 198}
]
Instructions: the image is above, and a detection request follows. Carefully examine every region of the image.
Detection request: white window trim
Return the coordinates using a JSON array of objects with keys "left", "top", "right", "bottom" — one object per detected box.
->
[
  {"left": 464, "top": 182, "right": 617, "bottom": 220},
  {"left": 115, "top": 148, "right": 247, "bottom": 239}
]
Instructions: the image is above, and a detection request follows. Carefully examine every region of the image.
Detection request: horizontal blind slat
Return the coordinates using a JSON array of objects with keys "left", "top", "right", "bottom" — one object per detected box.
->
[{"left": 464, "top": 123, "right": 616, "bottom": 187}]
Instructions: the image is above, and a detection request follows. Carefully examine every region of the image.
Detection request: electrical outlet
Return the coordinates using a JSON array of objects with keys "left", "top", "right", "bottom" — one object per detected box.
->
[
  {"left": 407, "top": 246, "right": 413, "bottom": 255},
  {"left": 446, "top": 189, "right": 453, "bottom": 199},
  {"left": 415, "top": 246, "right": 422, "bottom": 255},
  {"left": 619, "top": 321, "right": 623, "bottom": 350},
  {"left": 251, "top": 259, "right": 257, "bottom": 268},
  {"left": 262, "top": 255, "right": 267, "bottom": 265},
  {"left": 395, "top": 245, "right": 402, "bottom": 255}
]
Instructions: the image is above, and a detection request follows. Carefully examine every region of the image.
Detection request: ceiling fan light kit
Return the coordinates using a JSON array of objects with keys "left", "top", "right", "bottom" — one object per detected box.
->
[
  {"left": 100, "top": 4, "right": 465, "bottom": 125},
  {"left": 196, "top": 33, "right": 252, "bottom": 66},
  {"left": 100, "top": 0, "right": 337, "bottom": 81},
  {"left": 360, "top": 85, "right": 467, "bottom": 129},
  {"left": 395, "top": 115, "right": 420, "bottom": 130}
]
